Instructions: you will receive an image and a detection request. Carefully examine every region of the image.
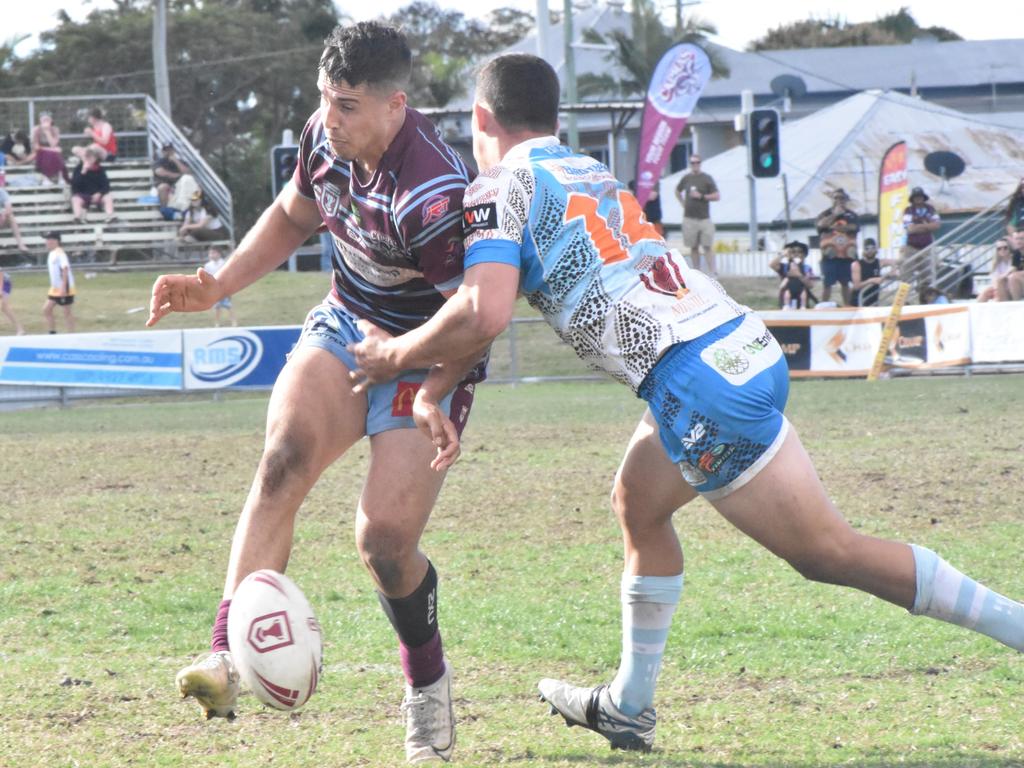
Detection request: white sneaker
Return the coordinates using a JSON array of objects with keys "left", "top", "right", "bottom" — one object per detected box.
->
[
  {"left": 538, "top": 679, "right": 656, "bottom": 752},
  {"left": 402, "top": 666, "right": 455, "bottom": 763},
  {"left": 175, "top": 650, "right": 240, "bottom": 720}
]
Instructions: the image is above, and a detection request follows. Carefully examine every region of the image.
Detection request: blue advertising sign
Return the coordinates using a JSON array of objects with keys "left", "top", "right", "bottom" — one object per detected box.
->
[{"left": 183, "top": 327, "right": 300, "bottom": 390}]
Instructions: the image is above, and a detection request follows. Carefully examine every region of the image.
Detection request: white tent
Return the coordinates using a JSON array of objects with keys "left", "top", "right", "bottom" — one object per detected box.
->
[{"left": 660, "top": 90, "right": 1024, "bottom": 234}]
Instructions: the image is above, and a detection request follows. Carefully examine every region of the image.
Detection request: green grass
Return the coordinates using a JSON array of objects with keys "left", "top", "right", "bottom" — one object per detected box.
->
[{"left": 1, "top": 375, "right": 1023, "bottom": 766}]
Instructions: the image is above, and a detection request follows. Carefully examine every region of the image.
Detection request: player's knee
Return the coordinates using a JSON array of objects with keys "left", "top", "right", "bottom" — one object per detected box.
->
[
  {"left": 610, "top": 473, "right": 668, "bottom": 532},
  {"left": 256, "top": 435, "right": 315, "bottom": 498},
  {"left": 357, "top": 526, "right": 415, "bottom": 595}
]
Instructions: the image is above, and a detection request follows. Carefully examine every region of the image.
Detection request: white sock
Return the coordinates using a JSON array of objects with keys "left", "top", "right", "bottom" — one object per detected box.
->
[
  {"left": 911, "top": 544, "right": 1024, "bottom": 651},
  {"left": 609, "top": 573, "right": 683, "bottom": 716}
]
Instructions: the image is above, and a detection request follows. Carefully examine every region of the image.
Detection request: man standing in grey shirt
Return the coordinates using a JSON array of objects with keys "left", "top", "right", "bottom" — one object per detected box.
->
[{"left": 674, "top": 154, "right": 720, "bottom": 275}]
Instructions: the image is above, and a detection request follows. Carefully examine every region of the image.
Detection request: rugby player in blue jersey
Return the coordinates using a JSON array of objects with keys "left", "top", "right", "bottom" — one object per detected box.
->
[
  {"left": 350, "top": 53, "right": 1024, "bottom": 753},
  {"left": 148, "top": 22, "right": 479, "bottom": 764}
]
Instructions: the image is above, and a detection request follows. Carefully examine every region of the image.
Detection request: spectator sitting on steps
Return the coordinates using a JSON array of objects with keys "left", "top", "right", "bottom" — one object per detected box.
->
[
  {"left": 977, "top": 239, "right": 1014, "bottom": 302},
  {"left": 996, "top": 229, "right": 1024, "bottom": 301},
  {"left": 153, "top": 143, "right": 188, "bottom": 209},
  {"left": 178, "top": 192, "right": 225, "bottom": 242},
  {"left": 70, "top": 148, "right": 117, "bottom": 224},
  {"left": 72, "top": 108, "right": 118, "bottom": 163},
  {"left": 28, "top": 112, "right": 68, "bottom": 185}
]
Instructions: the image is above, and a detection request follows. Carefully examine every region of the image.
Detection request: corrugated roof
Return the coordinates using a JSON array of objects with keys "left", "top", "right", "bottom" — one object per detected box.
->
[{"left": 659, "top": 90, "right": 1024, "bottom": 226}]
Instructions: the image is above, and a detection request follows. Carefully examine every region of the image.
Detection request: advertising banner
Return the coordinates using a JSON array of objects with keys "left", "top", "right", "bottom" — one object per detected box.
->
[
  {"left": 183, "top": 327, "right": 300, "bottom": 390},
  {"left": 878, "top": 141, "right": 909, "bottom": 251},
  {"left": 969, "top": 302, "right": 1024, "bottom": 363},
  {"left": 634, "top": 43, "right": 711, "bottom": 207},
  {"left": 0, "top": 330, "right": 182, "bottom": 389}
]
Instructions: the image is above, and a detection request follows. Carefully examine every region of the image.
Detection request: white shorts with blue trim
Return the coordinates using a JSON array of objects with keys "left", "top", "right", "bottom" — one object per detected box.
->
[
  {"left": 296, "top": 296, "right": 476, "bottom": 438},
  {"left": 638, "top": 313, "right": 791, "bottom": 500}
]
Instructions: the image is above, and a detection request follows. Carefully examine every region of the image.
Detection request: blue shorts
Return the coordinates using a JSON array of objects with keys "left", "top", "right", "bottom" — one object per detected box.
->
[
  {"left": 215, "top": 296, "right": 232, "bottom": 309},
  {"left": 821, "top": 258, "right": 852, "bottom": 287},
  {"left": 296, "top": 297, "right": 475, "bottom": 438},
  {"left": 638, "top": 314, "right": 791, "bottom": 499}
]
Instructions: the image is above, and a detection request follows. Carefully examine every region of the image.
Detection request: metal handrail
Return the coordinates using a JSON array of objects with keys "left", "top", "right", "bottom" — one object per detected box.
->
[
  {"left": 878, "top": 191, "right": 1013, "bottom": 302},
  {"left": 144, "top": 96, "right": 234, "bottom": 242}
]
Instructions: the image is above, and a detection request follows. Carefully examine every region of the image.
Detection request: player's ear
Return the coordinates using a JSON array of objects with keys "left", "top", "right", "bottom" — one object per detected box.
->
[
  {"left": 388, "top": 89, "right": 407, "bottom": 114},
  {"left": 473, "top": 101, "right": 495, "bottom": 136}
]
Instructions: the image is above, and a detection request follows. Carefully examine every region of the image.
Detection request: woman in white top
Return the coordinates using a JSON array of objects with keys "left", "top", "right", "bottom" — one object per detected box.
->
[{"left": 977, "top": 239, "right": 1014, "bottom": 302}]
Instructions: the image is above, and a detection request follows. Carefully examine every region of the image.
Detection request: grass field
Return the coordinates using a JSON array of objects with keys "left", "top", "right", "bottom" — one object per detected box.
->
[{"left": 2, "top": 373, "right": 1023, "bottom": 767}]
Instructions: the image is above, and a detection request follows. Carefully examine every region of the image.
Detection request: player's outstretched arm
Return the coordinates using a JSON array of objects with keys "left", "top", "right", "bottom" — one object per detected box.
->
[{"left": 147, "top": 267, "right": 222, "bottom": 326}]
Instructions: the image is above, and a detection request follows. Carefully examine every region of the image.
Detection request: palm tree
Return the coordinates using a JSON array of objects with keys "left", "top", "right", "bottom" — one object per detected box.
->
[{"left": 578, "top": 0, "right": 728, "bottom": 99}]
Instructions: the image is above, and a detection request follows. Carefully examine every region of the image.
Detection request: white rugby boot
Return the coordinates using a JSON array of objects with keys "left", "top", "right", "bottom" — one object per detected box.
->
[
  {"left": 175, "top": 650, "right": 240, "bottom": 720},
  {"left": 538, "top": 678, "right": 656, "bottom": 752},
  {"left": 401, "top": 666, "right": 455, "bottom": 763}
]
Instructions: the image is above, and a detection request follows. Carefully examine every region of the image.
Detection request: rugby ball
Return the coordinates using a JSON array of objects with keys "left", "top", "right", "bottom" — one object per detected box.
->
[{"left": 227, "top": 569, "right": 322, "bottom": 711}]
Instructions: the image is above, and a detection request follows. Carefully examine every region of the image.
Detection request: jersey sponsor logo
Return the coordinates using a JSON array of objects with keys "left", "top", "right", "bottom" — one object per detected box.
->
[
  {"left": 338, "top": 240, "right": 422, "bottom": 287},
  {"left": 697, "top": 442, "right": 735, "bottom": 474},
  {"left": 640, "top": 253, "right": 690, "bottom": 299},
  {"left": 421, "top": 194, "right": 450, "bottom": 226},
  {"left": 700, "top": 316, "right": 783, "bottom": 385},
  {"left": 713, "top": 348, "right": 749, "bottom": 375},
  {"left": 464, "top": 202, "right": 498, "bottom": 234},
  {"left": 391, "top": 380, "right": 421, "bottom": 417}
]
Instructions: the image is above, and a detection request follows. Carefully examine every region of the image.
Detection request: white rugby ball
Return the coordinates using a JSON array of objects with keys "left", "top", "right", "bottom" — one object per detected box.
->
[{"left": 227, "top": 569, "right": 323, "bottom": 711}]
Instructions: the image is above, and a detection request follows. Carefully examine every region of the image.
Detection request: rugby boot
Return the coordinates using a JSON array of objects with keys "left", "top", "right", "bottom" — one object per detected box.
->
[
  {"left": 402, "top": 666, "right": 455, "bottom": 763},
  {"left": 538, "top": 678, "right": 656, "bottom": 752},
  {"left": 175, "top": 650, "right": 240, "bottom": 720}
]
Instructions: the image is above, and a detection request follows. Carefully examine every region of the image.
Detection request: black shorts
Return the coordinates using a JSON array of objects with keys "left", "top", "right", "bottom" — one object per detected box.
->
[{"left": 48, "top": 295, "right": 75, "bottom": 306}]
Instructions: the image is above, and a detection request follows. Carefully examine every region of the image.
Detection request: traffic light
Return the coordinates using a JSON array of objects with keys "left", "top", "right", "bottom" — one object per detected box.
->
[
  {"left": 270, "top": 144, "right": 299, "bottom": 199},
  {"left": 748, "top": 108, "right": 780, "bottom": 178}
]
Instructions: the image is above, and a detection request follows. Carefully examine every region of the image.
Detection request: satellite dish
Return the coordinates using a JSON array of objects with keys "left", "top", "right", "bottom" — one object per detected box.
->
[
  {"left": 923, "top": 150, "right": 966, "bottom": 179},
  {"left": 770, "top": 74, "right": 808, "bottom": 99}
]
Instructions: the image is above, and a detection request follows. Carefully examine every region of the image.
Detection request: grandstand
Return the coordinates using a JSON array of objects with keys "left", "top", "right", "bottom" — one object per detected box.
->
[{"left": 0, "top": 93, "right": 233, "bottom": 269}]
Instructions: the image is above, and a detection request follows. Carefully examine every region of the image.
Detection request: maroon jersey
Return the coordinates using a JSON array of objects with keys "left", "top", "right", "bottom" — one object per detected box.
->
[{"left": 294, "top": 107, "right": 473, "bottom": 334}]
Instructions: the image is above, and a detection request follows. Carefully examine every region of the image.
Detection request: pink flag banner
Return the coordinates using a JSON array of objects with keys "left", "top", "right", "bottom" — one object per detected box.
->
[{"left": 634, "top": 43, "right": 711, "bottom": 207}]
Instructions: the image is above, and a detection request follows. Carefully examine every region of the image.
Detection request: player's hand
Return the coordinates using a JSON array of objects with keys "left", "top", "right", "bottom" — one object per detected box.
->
[
  {"left": 146, "top": 267, "right": 222, "bottom": 327},
  {"left": 348, "top": 319, "right": 400, "bottom": 393},
  {"left": 413, "top": 390, "right": 461, "bottom": 472}
]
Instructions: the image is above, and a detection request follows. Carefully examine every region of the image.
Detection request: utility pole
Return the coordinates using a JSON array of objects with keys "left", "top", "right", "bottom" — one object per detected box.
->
[
  {"left": 563, "top": 0, "right": 578, "bottom": 149},
  {"left": 153, "top": 0, "right": 172, "bottom": 117},
  {"left": 536, "top": 0, "right": 550, "bottom": 61}
]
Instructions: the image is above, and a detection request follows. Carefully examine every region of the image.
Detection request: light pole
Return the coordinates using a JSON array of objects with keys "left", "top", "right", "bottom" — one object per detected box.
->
[
  {"left": 153, "top": 0, "right": 172, "bottom": 117},
  {"left": 563, "top": 0, "right": 579, "bottom": 149}
]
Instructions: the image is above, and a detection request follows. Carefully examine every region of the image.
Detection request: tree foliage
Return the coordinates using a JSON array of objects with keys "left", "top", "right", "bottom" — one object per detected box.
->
[
  {"left": 748, "top": 6, "right": 962, "bottom": 51},
  {"left": 3, "top": 0, "right": 529, "bottom": 233},
  {"left": 578, "top": 1, "right": 727, "bottom": 99}
]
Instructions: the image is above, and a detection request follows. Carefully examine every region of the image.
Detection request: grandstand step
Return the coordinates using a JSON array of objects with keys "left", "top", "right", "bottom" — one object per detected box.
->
[{"left": 15, "top": 210, "right": 168, "bottom": 226}]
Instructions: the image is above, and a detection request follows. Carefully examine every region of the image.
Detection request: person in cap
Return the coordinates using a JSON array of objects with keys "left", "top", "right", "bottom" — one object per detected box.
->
[
  {"left": 153, "top": 142, "right": 189, "bottom": 208},
  {"left": 42, "top": 231, "right": 75, "bottom": 333},
  {"left": 769, "top": 240, "right": 816, "bottom": 308},
  {"left": 901, "top": 186, "right": 941, "bottom": 289},
  {"left": 814, "top": 188, "right": 859, "bottom": 305}
]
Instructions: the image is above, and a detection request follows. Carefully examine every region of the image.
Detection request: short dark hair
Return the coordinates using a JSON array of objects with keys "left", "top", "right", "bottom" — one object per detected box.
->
[
  {"left": 476, "top": 54, "right": 560, "bottom": 133},
  {"left": 89, "top": 107, "right": 104, "bottom": 120},
  {"left": 319, "top": 22, "right": 411, "bottom": 91},
  {"left": 864, "top": 237, "right": 877, "bottom": 246}
]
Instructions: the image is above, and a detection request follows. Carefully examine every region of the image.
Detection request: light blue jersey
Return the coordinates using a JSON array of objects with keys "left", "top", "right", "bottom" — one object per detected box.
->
[
  {"left": 463, "top": 136, "right": 746, "bottom": 391},
  {"left": 464, "top": 137, "right": 792, "bottom": 497}
]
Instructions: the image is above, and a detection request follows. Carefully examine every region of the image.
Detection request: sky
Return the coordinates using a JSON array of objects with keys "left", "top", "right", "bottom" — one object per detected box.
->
[{"left": 12, "top": 0, "right": 1013, "bottom": 58}]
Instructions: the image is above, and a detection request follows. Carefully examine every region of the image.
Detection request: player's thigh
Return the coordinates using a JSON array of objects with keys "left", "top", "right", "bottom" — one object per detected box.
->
[
  {"left": 264, "top": 345, "right": 367, "bottom": 474},
  {"left": 614, "top": 409, "right": 697, "bottom": 525},
  {"left": 709, "top": 426, "right": 855, "bottom": 566},
  {"left": 359, "top": 427, "right": 448, "bottom": 552}
]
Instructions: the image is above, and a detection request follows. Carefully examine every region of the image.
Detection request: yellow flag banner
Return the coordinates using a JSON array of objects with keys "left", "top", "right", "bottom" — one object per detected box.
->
[{"left": 878, "top": 141, "right": 909, "bottom": 250}]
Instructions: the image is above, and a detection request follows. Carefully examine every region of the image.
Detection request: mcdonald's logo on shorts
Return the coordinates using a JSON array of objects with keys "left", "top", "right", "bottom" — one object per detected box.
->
[{"left": 391, "top": 380, "right": 421, "bottom": 417}]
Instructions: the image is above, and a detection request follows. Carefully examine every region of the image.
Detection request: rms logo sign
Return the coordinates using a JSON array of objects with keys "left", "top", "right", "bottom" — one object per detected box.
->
[{"left": 188, "top": 331, "right": 263, "bottom": 385}]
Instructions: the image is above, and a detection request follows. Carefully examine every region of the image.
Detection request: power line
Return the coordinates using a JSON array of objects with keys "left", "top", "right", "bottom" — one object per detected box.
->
[{"left": 0, "top": 44, "right": 321, "bottom": 96}]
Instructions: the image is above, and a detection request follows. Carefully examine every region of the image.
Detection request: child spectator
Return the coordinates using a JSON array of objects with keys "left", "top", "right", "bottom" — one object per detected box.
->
[
  {"left": 769, "top": 240, "right": 815, "bottom": 308},
  {"left": 70, "top": 148, "right": 116, "bottom": 224},
  {"left": 0, "top": 130, "right": 33, "bottom": 165},
  {"left": 29, "top": 112, "right": 67, "bottom": 184},
  {"left": 1, "top": 269, "right": 25, "bottom": 335},
  {"left": 203, "top": 245, "right": 236, "bottom": 326},
  {"left": 43, "top": 231, "right": 75, "bottom": 333},
  {"left": 73, "top": 108, "right": 118, "bottom": 163}
]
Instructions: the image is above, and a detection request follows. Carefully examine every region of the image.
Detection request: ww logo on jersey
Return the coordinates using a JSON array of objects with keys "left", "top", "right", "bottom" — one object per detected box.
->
[{"left": 463, "top": 202, "right": 497, "bottom": 234}]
